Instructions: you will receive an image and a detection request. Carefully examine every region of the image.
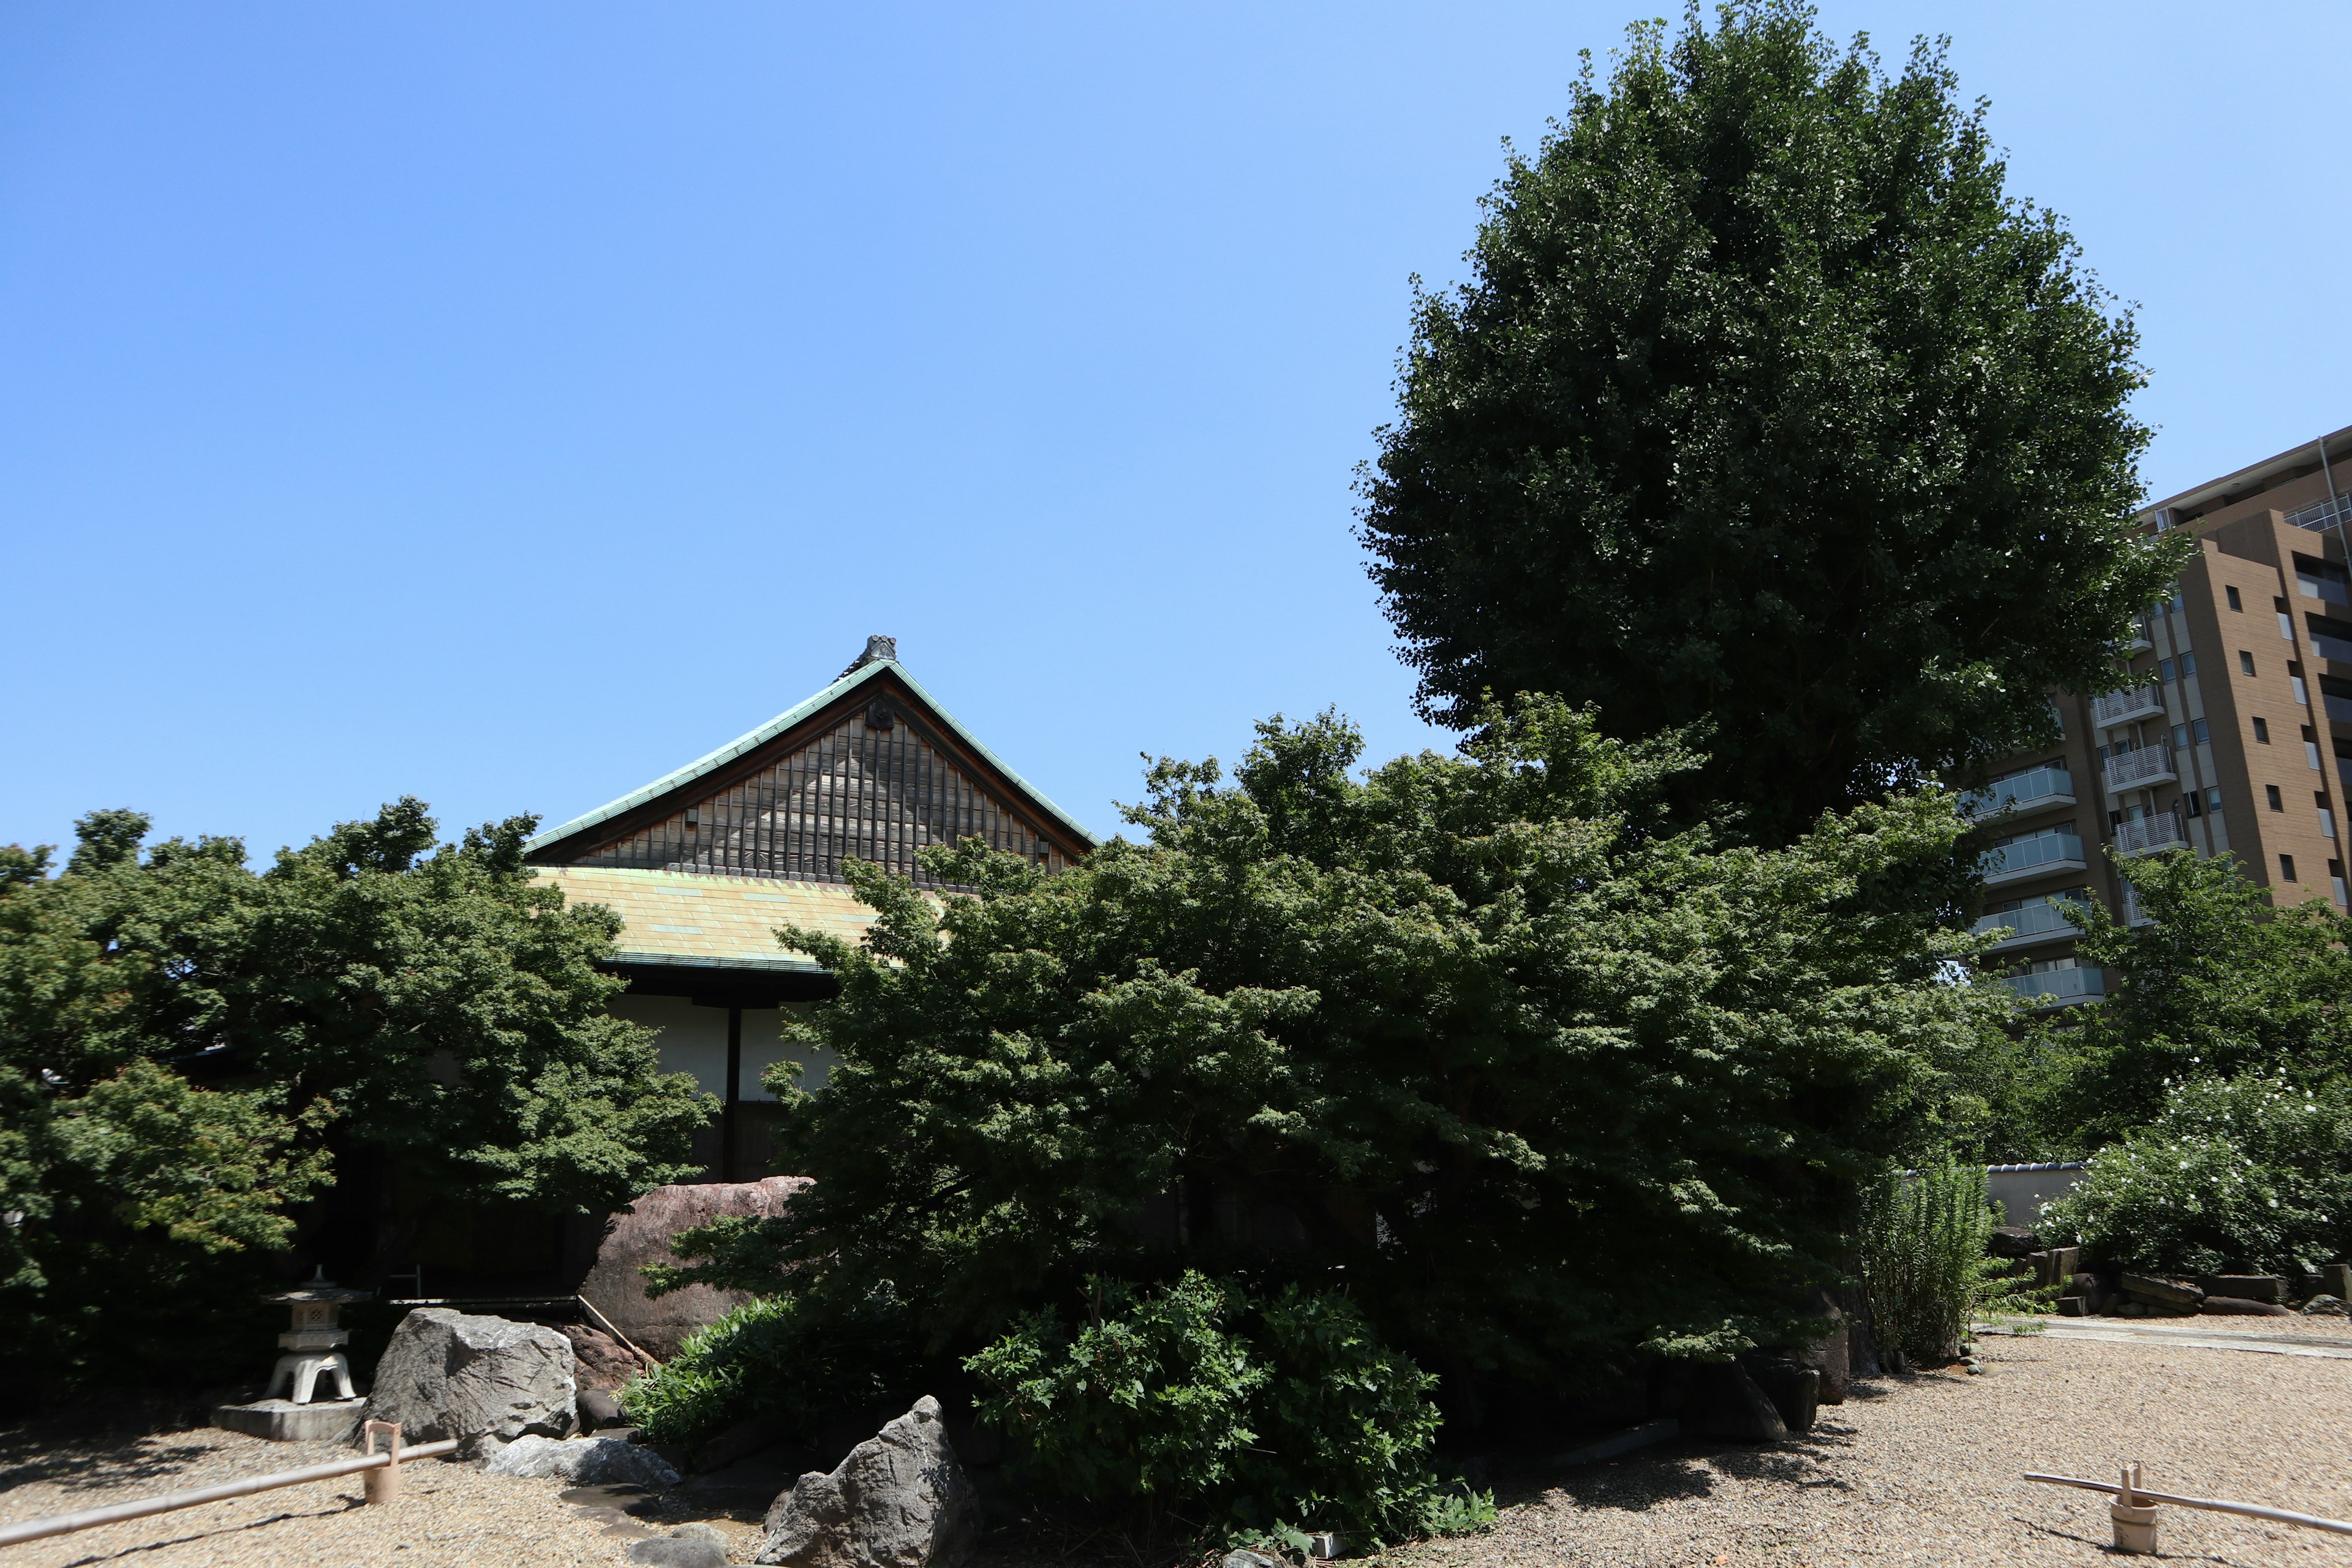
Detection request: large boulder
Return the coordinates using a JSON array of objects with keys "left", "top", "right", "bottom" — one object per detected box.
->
[
  {"left": 363, "top": 1308, "right": 576, "bottom": 1457},
  {"left": 486, "top": 1434, "right": 682, "bottom": 1485},
  {"left": 755, "top": 1396, "right": 980, "bottom": 1568},
  {"left": 1684, "top": 1362, "right": 1787, "bottom": 1444},
  {"left": 578, "top": 1177, "right": 810, "bottom": 1360}
]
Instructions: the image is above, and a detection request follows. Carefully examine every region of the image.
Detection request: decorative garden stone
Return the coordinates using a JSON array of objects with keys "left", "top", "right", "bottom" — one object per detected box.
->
[
  {"left": 755, "top": 1396, "right": 979, "bottom": 1568},
  {"left": 363, "top": 1307, "right": 578, "bottom": 1457}
]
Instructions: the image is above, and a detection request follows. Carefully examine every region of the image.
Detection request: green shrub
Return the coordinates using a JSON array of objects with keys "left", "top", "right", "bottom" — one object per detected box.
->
[
  {"left": 967, "top": 1272, "right": 1490, "bottom": 1543},
  {"left": 1860, "top": 1159, "right": 2037, "bottom": 1367},
  {"left": 2043, "top": 1074, "right": 2352, "bottom": 1276},
  {"left": 967, "top": 1272, "right": 1266, "bottom": 1508},
  {"left": 621, "top": 1289, "right": 918, "bottom": 1449}
]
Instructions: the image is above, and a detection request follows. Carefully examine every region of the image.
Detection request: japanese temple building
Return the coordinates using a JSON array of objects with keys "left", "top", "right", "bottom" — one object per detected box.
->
[{"left": 524, "top": 635, "right": 1096, "bottom": 1180}]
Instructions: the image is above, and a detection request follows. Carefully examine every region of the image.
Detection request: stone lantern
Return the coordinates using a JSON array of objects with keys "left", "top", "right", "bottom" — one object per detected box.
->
[{"left": 213, "top": 1266, "right": 374, "bottom": 1442}]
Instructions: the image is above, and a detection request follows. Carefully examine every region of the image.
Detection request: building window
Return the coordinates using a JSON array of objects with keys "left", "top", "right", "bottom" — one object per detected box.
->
[
  {"left": 2208, "top": 786, "right": 2225, "bottom": 813},
  {"left": 2321, "top": 803, "right": 2337, "bottom": 839},
  {"left": 2160, "top": 658, "right": 2176, "bottom": 684},
  {"left": 2268, "top": 785, "right": 2285, "bottom": 811},
  {"left": 2255, "top": 717, "right": 2272, "bottom": 743},
  {"left": 2172, "top": 723, "right": 2190, "bottom": 751},
  {"left": 2282, "top": 853, "right": 2299, "bottom": 883},
  {"left": 2181, "top": 651, "right": 2198, "bottom": 677},
  {"left": 2228, "top": 585, "right": 2244, "bottom": 611},
  {"left": 2193, "top": 718, "right": 2211, "bottom": 745},
  {"left": 2241, "top": 650, "right": 2257, "bottom": 675}
]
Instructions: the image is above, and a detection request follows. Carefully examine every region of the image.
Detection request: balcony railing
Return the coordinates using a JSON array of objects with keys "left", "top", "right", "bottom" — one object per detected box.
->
[
  {"left": 1983, "top": 831, "right": 2087, "bottom": 886},
  {"left": 2003, "top": 966, "right": 2106, "bottom": 1007},
  {"left": 1973, "top": 896, "right": 2089, "bottom": 951},
  {"left": 2319, "top": 633, "right": 2352, "bottom": 667},
  {"left": 1959, "top": 764, "right": 2075, "bottom": 820},
  {"left": 2114, "top": 813, "right": 2190, "bottom": 857},
  {"left": 2092, "top": 685, "right": 2165, "bottom": 727},
  {"left": 2288, "top": 496, "right": 2352, "bottom": 533},
  {"left": 2299, "top": 571, "right": 2352, "bottom": 608},
  {"left": 2103, "top": 745, "right": 2177, "bottom": 794}
]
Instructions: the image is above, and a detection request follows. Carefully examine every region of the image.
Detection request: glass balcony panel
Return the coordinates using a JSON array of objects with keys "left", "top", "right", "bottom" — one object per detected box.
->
[
  {"left": 1959, "top": 764, "right": 2075, "bottom": 820},
  {"left": 2002, "top": 967, "right": 2106, "bottom": 1006},
  {"left": 2315, "top": 633, "right": 2352, "bottom": 666},
  {"left": 2114, "top": 814, "right": 2190, "bottom": 857},
  {"left": 2092, "top": 685, "right": 2165, "bottom": 726},
  {"left": 2328, "top": 695, "right": 2352, "bottom": 726},
  {"left": 1982, "top": 831, "right": 2087, "bottom": 884},
  {"left": 2299, "top": 573, "right": 2352, "bottom": 608},
  {"left": 2103, "top": 745, "right": 2177, "bottom": 794},
  {"left": 1973, "top": 895, "right": 2089, "bottom": 949}
]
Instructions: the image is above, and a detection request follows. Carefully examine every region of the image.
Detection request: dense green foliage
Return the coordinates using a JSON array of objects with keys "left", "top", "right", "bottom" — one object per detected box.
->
[
  {"left": 622, "top": 1290, "right": 922, "bottom": 1449},
  {"left": 2045, "top": 1075, "right": 2352, "bottom": 1276},
  {"left": 1858, "top": 1159, "right": 2038, "bottom": 1367},
  {"left": 663, "top": 699, "right": 2010, "bottom": 1410},
  {"left": 0, "top": 803, "right": 711, "bottom": 1390},
  {"left": 967, "top": 1272, "right": 1485, "bottom": 1541},
  {"left": 1357, "top": 1, "right": 2184, "bottom": 842},
  {"left": 2037, "top": 849, "right": 2352, "bottom": 1150}
]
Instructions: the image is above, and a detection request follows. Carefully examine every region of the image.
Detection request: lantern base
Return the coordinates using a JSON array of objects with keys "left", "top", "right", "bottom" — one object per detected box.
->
[
  {"left": 213, "top": 1396, "right": 366, "bottom": 1443},
  {"left": 265, "top": 1350, "right": 356, "bottom": 1404}
]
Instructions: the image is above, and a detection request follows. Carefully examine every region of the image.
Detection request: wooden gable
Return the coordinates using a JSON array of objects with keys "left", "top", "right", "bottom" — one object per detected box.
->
[{"left": 525, "top": 653, "right": 1091, "bottom": 890}]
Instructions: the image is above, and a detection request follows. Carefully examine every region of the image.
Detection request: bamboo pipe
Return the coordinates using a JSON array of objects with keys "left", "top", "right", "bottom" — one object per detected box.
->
[
  {"left": 2024, "top": 1471, "right": 2352, "bottom": 1536},
  {"left": 0, "top": 1438, "right": 459, "bottom": 1548}
]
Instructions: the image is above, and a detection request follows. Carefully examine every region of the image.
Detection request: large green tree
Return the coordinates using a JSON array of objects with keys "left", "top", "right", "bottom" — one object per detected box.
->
[
  {"left": 1357, "top": 1, "right": 2185, "bottom": 842},
  {"left": 0, "top": 802, "right": 711, "bottom": 1391},
  {"left": 2038, "top": 850, "right": 2352, "bottom": 1150},
  {"left": 662, "top": 701, "right": 2011, "bottom": 1394}
]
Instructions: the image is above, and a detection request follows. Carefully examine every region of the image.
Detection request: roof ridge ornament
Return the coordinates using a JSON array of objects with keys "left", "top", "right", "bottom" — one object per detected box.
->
[{"left": 838, "top": 633, "right": 898, "bottom": 680}]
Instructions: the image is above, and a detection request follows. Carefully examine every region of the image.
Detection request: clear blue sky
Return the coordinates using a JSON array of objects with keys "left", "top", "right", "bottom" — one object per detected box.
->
[{"left": 5, "top": 3, "right": 2348, "bottom": 859}]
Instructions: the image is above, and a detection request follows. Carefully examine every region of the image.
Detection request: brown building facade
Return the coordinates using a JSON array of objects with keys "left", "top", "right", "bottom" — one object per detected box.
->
[{"left": 1976, "top": 428, "right": 2352, "bottom": 1008}]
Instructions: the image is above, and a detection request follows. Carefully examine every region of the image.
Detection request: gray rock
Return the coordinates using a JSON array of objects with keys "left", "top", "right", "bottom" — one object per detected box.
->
[
  {"left": 2202, "top": 1273, "right": 2286, "bottom": 1303},
  {"left": 484, "top": 1434, "right": 681, "bottom": 1485},
  {"left": 630, "top": 1538, "right": 729, "bottom": 1568},
  {"left": 1221, "top": 1554, "right": 1279, "bottom": 1568},
  {"left": 579, "top": 1387, "right": 627, "bottom": 1431},
  {"left": 755, "top": 1395, "right": 980, "bottom": 1568},
  {"left": 1745, "top": 1361, "right": 1820, "bottom": 1434},
  {"left": 2119, "top": 1273, "right": 2203, "bottom": 1310},
  {"left": 1795, "top": 1305, "right": 1849, "bottom": 1405},
  {"left": 2199, "top": 1295, "right": 2294, "bottom": 1316},
  {"left": 1988, "top": 1226, "right": 2043, "bottom": 1259},
  {"left": 1686, "top": 1362, "right": 1787, "bottom": 1444},
  {"left": 2303, "top": 1294, "right": 2351, "bottom": 1316},
  {"left": 363, "top": 1308, "right": 577, "bottom": 1457}
]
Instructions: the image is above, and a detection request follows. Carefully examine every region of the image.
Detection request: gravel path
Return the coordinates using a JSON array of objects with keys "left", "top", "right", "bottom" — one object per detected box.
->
[
  {"left": 0, "top": 1428, "right": 637, "bottom": 1568},
  {"left": 10, "top": 1330, "right": 2352, "bottom": 1568},
  {"left": 1387, "top": 1332, "right": 2352, "bottom": 1568}
]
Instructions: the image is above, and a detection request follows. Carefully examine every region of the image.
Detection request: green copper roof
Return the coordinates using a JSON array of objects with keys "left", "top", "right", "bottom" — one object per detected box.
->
[{"left": 526, "top": 657, "right": 1097, "bottom": 858}]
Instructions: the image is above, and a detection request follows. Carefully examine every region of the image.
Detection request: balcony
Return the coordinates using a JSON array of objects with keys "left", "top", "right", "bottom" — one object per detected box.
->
[
  {"left": 2114, "top": 814, "right": 2190, "bottom": 858},
  {"left": 1973, "top": 896, "right": 2089, "bottom": 952},
  {"left": 2103, "top": 745, "right": 2177, "bottom": 794},
  {"left": 2092, "top": 685, "right": 2165, "bottom": 727},
  {"left": 1983, "top": 831, "right": 2087, "bottom": 886},
  {"left": 2315, "top": 633, "right": 2352, "bottom": 667},
  {"left": 2003, "top": 966, "right": 2106, "bottom": 1008},
  {"left": 1959, "top": 764, "right": 2075, "bottom": 820},
  {"left": 2128, "top": 617, "right": 2154, "bottom": 653}
]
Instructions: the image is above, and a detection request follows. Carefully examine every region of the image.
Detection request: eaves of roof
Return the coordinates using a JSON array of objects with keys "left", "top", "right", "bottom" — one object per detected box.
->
[{"left": 524, "top": 658, "right": 1098, "bottom": 858}]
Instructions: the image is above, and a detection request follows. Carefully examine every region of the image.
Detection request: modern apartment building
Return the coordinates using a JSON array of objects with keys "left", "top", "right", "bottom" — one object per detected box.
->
[{"left": 1972, "top": 426, "right": 2352, "bottom": 1008}]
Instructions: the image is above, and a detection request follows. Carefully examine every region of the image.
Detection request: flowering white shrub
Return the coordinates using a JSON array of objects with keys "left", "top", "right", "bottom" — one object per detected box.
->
[{"left": 2044, "top": 1075, "right": 2352, "bottom": 1275}]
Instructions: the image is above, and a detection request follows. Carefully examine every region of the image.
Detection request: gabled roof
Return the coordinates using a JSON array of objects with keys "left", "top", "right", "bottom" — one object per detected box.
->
[
  {"left": 534, "top": 865, "right": 874, "bottom": 974},
  {"left": 524, "top": 646, "right": 1096, "bottom": 865}
]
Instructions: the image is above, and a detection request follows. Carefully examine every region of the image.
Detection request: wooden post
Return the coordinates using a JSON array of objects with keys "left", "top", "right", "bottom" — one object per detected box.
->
[{"left": 361, "top": 1419, "right": 403, "bottom": 1506}]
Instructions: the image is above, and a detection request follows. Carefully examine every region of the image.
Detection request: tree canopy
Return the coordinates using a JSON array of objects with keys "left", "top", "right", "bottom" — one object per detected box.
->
[
  {"left": 1357, "top": 1, "right": 2185, "bottom": 842},
  {"left": 661, "top": 701, "right": 2011, "bottom": 1393},
  {"left": 0, "top": 802, "right": 711, "bottom": 1391}
]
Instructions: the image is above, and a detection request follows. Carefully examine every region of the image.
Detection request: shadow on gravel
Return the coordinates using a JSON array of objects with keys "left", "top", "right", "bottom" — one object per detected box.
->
[
  {"left": 53, "top": 1498, "right": 362, "bottom": 1567},
  {"left": 0, "top": 1437, "right": 222, "bottom": 1494}
]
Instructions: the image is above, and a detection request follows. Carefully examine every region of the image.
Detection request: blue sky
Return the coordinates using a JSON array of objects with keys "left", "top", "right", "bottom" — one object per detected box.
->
[{"left": 4, "top": 3, "right": 2349, "bottom": 858}]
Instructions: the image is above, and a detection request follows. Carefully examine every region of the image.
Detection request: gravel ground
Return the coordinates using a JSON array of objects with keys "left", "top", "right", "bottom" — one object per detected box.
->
[
  {"left": 0, "top": 1428, "right": 639, "bottom": 1568},
  {"left": 1384, "top": 1332, "right": 2352, "bottom": 1568},
  {"left": 10, "top": 1330, "right": 2352, "bottom": 1568}
]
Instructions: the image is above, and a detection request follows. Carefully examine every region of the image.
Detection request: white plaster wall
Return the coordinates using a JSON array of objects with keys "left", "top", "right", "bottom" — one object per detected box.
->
[
  {"left": 607, "top": 994, "right": 839, "bottom": 1101},
  {"left": 610, "top": 994, "right": 730, "bottom": 1097},
  {"left": 738, "top": 1006, "right": 838, "bottom": 1099}
]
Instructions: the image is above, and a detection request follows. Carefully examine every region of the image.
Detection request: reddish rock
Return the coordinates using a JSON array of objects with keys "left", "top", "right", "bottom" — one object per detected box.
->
[
  {"left": 561, "top": 1322, "right": 654, "bottom": 1389},
  {"left": 578, "top": 1177, "right": 810, "bottom": 1360}
]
